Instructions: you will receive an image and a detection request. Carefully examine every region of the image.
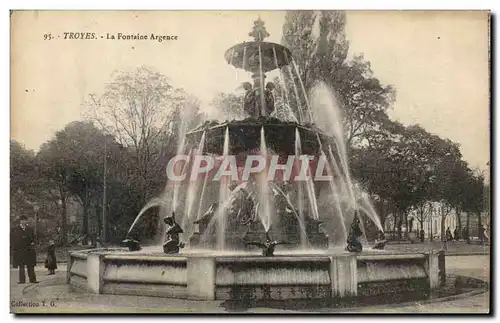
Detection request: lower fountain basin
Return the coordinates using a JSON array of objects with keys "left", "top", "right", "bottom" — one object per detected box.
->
[{"left": 67, "top": 248, "right": 443, "bottom": 301}]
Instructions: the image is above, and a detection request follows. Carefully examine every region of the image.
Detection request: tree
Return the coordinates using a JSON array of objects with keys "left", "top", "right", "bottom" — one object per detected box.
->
[
  {"left": 280, "top": 11, "right": 395, "bottom": 147},
  {"left": 282, "top": 11, "right": 349, "bottom": 93},
  {"left": 10, "top": 141, "right": 38, "bottom": 220},
  {"left": 11, "top": 140, "right": 78, "bottom": 247},
  {"left": 279, "top": 11, "right": 349, "bottom": 123},
  {"left": 413, "top": 201, "right": 433, "bottom": 233},
  {"left": 398, "top": 126, "right": 468, "bottom": 244},
  {"left": 351, "top": 123, "right": 460, "bottom": 239},
  {"left": 37, "top": 121, "right": 113, "bottom": 245},
  {"left": 330, "top": 56, "right": 396, "bottom": 147},
  {"left": 210, "top": 92, "right": 247, "bottom": 121},
  {"left": 85, "top": 66, "right": 204, "bottom": 202},
  {"left": 434, "top": 157, "right": 470, "bottom": 243},
  {"left": 461, "top": 171, "right": 487, "bottom": 243}
]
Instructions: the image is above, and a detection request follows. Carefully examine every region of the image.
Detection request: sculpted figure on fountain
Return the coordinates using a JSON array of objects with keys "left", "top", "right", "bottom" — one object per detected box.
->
[
  {"left": 122, "top": 238, "right": 141, "bottom": 251},
  {"left": 242, "top": 77, "right": 275, "bottom": 118},
  {"left": 245, "top": 232, "right": 292, "bottom": 257},
  {"left": 163, "top": 212, "right": 185, "bottom": 254},
  {"left": 346, "top": 216, "right": 363, "bottom": 253}
]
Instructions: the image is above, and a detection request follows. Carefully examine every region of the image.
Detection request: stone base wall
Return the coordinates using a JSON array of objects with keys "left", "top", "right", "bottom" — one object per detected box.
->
[{"left": 67, "top": 250, "right": 441, "bottom": 301}]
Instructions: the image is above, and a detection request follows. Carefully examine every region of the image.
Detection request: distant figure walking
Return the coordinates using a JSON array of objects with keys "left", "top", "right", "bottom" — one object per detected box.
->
[
  {"left": 44, "top": 240, "right": 57, "bottom": 275},
  {"left": 446, "top": 227, "right": 453, "bottom": 241},
  {"left": 484, "top": 226, "right": 490, "bottom": 243},
  {"left": 419, "top": 229, "right": 425, "bottom": 242},
  {"left": 463, "top": 227, "right": 470, "bottom": 244},
  {"left": 480, "top": 226, "right": 489, "bottom": 244},
  {"left": 11, "top": 216, "right": 38, "bottom": 284},
  {"left": 408, "top": 218, "right": 414, "bottom": 233}
]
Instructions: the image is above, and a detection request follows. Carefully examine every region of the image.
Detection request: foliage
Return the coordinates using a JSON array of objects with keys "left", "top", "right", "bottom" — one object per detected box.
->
[
  {"left": 85, "top": 66, "right": 204, "bottom": 201},
  {"left": 17, "top": 68, "right": 206, "bottom": 244},
  {"left": 330, "top": 56, "right": 396, "bottom": 146},
  {"left": 11, "top": 18, "right": 489, "bottom": 246},
  {"left": 37, "top": 121, "right": 109, "bottom": 243},
  {"left": 10, "top": 141, "right": 38, "bottom": 219},
  {"left": 281, "top": 11, "right": 349, "bottom": 91},
  {"left": 461, "top": 172, "right": 486, "bottom": 214},
  {"left": 210, "top": 92, "right": 247, "bottom": 121},
  {"left": 350, "top": 121, "right": 473, "bottom": 238},
  {"left": 280, "top": 11, "right": 395, "bottom": 147}
]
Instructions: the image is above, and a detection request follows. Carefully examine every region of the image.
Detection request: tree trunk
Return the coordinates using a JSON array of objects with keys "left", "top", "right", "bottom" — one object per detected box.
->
[
  {"left": 455, "top": 207, "right": 462, "bottom": 233},
  {"left": 397, "top": 212, "right": 402, "bottom": 240},
  {"left": 96, "top": 204, "right": 102, "bottom": 239},
  {"left": 392, "top": 214, "right": 397, "bottom": 240},
  {"left": 466, "top": 212, "right": 471, "bottom": 244},
  {"left": 404, "top": 211, "right": 409, "bottom": 237},
  {"left": 430, "top": 214, "right": 433, "bottom": 242},
  {"left": 82, "top": 206, "right": 89, "bottom": 245},
  {"left": 379, "top": 201, "right": 386, "bottom": 230},
  {"left": 477, "top": 211, "right": 483, "bottom": 244},
  {"left": 441, "top": 214, "right": 446, "bottom": 241},
  {"left": 82, "top": 190, "right": 89, "bottom": 245},
  {"left": 441, "top": 213, "right": 447, "bottom": 250},
  {"left": 61, "top": 196, "right": 68, "bottom": 247}
]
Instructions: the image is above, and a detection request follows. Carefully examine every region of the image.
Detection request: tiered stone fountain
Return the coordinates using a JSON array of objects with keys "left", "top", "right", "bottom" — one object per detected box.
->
[{"left": 68, "top": 19, "right": 444, "bottom": 302}]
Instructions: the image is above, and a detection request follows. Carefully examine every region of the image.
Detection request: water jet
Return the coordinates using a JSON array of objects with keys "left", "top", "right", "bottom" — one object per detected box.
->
[{"left": 68, "top": 18, "right": 445, "bottom": 304}]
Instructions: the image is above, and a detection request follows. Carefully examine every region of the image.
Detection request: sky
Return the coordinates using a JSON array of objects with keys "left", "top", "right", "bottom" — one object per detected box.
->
[{"left": 10, "top": 10, "right": 490, "bottom": 170}]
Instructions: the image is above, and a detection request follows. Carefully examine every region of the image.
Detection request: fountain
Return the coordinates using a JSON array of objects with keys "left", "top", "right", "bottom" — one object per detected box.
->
[{"left": 67, "top": 18, "right": 444, "bottom": 303}]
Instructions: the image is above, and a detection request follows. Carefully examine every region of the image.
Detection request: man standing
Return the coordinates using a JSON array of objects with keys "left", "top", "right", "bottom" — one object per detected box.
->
[{"left": 11, "top": 216, "right": 38, "bottom": 284}]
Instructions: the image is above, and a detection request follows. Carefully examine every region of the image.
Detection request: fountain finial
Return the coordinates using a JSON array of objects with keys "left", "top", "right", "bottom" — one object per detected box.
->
[{"left": 249, "top": 17, "right": 270, "bottom": 42}]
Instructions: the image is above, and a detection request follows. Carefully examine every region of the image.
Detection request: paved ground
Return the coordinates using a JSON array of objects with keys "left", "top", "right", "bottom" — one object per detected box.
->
[
  {"left": 10, "top": 254, "right": 490, "bottom": 314},
  {"left": 384, "top": 241, "right": 489, "bottom": 255}
]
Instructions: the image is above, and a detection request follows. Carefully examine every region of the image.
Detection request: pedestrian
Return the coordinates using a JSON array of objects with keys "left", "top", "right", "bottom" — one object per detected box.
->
[
  {"left": 480, "top": 226, "right": 488, "bottom": 244},
  {"left": 446, "top": 227, "right": 452, "bottom": 241},
  {"left": 463, "top": 227, "right": 470, "bottom": 244},
  {"left": 453, "top": 228, "right": 459, "bottom": 241},
  {"left": 44, "top": 239, "right": 57, "bottom": 275},
  {"left": 419, "top": 229, "right": 425, "bottom": 242},
  {"left": 11, "top": 215, "right": 38, "bottom": 284}
]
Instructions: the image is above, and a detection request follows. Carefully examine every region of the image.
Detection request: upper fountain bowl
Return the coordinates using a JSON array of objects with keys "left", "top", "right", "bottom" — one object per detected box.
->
[{"left": 224, "top": 41, "right": 293, "bottom": 74}]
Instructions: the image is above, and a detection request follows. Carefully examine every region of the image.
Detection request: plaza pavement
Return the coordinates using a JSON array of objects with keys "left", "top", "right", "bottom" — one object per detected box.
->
[{"left": 10, "top": 254, "right": 490, "bottom": 314}]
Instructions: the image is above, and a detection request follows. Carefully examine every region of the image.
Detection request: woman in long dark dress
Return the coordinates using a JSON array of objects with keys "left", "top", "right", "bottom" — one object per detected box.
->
[{"left": 44, "top": 240, "right": 57, "bottom": 275}]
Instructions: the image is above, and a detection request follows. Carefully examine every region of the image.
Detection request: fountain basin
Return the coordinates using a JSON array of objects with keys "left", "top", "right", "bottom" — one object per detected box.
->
[
  {"left": 67, "top": 249, "right": 442, "bottom": 301},
  {"left": 185, "top": 118, "right": 333, "bottom": 155}
]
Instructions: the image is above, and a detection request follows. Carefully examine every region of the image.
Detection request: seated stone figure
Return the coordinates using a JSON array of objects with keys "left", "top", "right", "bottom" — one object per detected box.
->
[
  {"left": 346, "top": 217, "right": 363, "bottom": 253},
  {"left": 242, "top": 80, "right": 276, "bottom": 118},
  {"left": 163, "top": 213, "right": 185, "bottom": 254},
  {"left": 242, "top": 82, "right": 257, "bottom": 117},
  {"left": 264, "top": 82, "right": 276, "bottom": 116},
  {"left": 372, "top": 230, "right": 388, "bottom": 250}
]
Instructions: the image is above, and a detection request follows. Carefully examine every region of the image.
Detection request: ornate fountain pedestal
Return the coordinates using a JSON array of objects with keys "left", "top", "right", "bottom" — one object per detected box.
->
[{"left": 68, "top": 249, "right": 442, "bottom": 301}]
